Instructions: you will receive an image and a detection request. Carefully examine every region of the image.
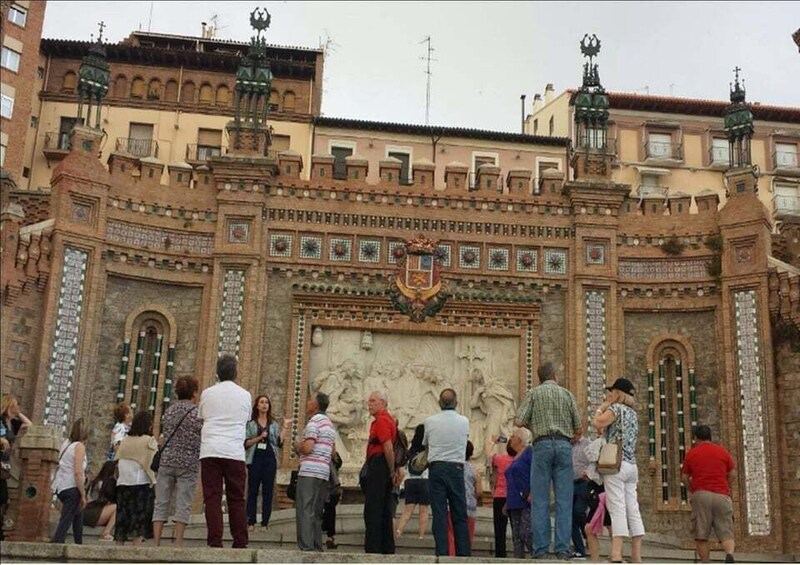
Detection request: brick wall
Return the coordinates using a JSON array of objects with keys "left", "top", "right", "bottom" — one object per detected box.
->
[{"left": 775, "top": 333, "right": 800, "bottom": 551}]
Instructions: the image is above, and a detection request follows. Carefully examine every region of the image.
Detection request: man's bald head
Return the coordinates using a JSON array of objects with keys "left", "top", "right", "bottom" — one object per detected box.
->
[{"left": 439, "top": 388, "right": 458, "bottom": 410}]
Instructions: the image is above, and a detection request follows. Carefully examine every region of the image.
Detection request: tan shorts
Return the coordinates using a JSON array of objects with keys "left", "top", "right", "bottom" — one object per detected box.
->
[{"left": 691, "top": 490, "right": 734, "bottom": 541}]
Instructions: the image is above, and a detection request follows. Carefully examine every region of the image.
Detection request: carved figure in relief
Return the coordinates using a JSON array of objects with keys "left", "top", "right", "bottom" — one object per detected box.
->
[
  {"left": 311, "top": 359, "right": 363, "bottom": 461},
  {"left": 469, "top": 367, "right": 517, "bottom": 457}
]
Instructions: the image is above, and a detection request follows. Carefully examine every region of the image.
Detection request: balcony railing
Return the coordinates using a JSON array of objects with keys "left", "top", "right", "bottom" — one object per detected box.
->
[
  {"left": 773, "top": 150, "right": 799, "bottom": 169},
  {"left": 42, "top": 131, "right": 71, "bottom": 152},
  {"left": 645, "top": 140, "right": 682, "bottom": 160},
  {"left": 116, "top": 137, "right": 158, "bottom": 158},
  {"left": 576, "top": 136, "right": 617, "bottom": 155},
  {"left": 185, "top": 144, "right": 226, "bottom": 162},
  {"left": 774, "top": 194, "right": 800, "bottom": 216},
  {"left": 637, "top": 184, "right": 669, "bottom": 203},
  {"left": 709, "top": 146, "right": 730, "bottom": 166}
]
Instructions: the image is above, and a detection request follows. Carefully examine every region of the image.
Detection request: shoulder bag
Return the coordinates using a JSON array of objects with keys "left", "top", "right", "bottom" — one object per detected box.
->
[
  {"left": 597, "top": 406, "right": 625, "bottom": 475},
  {"left": 151, "top": 405, "right": 194, "bottom": 473}
]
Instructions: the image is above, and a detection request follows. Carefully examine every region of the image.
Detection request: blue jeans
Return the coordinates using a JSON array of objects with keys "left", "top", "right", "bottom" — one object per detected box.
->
[
  {"left": 247, "top": 447, "right": 277, "bottom": 526},
  {"left": 572, "top": 479, "right": 589, "bottom": 555},
  {"left": 428, "top": 462, "right": 470, "bottom": 556},
  {"left": 52, "top": 487, "right": 83, "bottom": 544},
  {"left": 530, "top": 438, "right": 574, "bottom": 556}
]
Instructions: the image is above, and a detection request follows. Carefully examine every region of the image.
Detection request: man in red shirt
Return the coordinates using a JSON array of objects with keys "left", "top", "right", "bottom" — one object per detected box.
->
[
  {"left": 681, "top": 425, "right": 736, "bottom": 564},
  {"left": 363, "top": 391, "right": 398, "bottom": 554}
]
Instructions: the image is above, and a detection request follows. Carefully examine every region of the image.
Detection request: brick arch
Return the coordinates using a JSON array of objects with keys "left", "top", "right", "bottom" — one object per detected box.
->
[
  {"left": 282, "top": 90, "right": 296, "bottom": 112},
  {"left": 61, "top": 70, "right": 77, "bottom": 92},
  {"left": 147, "top": 78, "right": 162, "bottom": 100},
  {"left": 113, "top": 74, "right": 128, "bottom": 98},
  {"left": 130, "top": 76, "right": 145, "bottom": 99},
  {"left": 198, "top": 82, "right": 213, "bottom": 104},
  {"left": 124, "top": 303, "right": 178, "bottom": 340},
  {"left": 164, "top": 79, "right": 178, "bottom": 102},
  {"left": 180, "top": 80, "right": 195, "bottom": 103},
  {"left": 645, "top": 333, "right": 696, "bottom": 371}
]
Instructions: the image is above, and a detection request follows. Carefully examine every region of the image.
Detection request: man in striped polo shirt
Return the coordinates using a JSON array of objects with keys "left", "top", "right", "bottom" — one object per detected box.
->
[{"left": 294, "top": 392, "right": 336, "bottom": 551}]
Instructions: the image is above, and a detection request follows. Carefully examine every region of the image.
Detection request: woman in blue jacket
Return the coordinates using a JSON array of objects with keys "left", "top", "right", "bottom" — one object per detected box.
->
[
  {"left": 504, "top": 427, "right": 533, "bottom": 558},
  {"left": 244, "top": 395, "right": 287, "bottom": 530}
]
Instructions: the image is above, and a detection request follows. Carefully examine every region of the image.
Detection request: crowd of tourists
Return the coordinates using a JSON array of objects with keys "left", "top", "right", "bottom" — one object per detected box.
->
[{"left": 0, "top": 356, "right": 738, "bottom": 563}]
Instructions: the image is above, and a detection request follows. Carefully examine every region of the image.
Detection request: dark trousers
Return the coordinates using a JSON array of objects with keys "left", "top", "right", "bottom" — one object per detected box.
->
[
  {"left": 363, "top": 455, "right": 395, "bottom": 554},
  {"left": 51, "top": 487, "right": 83, "bottom": 544},
  {"left": 572, "top": 479, "right": 589, "bottom": 555},
  {"left": 201, "top": 457, "right": 248, "bottom": 548},
  {"left": 322, "top": 490, "right": 340, "bottom": 538},
  {"left": 247, "top": 447, "right": 277, "bottom": 526},
  {"left": 493, "top": 496, "right": 508, "bottom": 557},
  {"left": 429, "top": 461, "right": 470, "bottom": 556}
]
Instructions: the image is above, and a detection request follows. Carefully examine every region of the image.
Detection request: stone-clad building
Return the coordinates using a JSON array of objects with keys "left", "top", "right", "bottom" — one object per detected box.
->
[{"left": 1, "top": 15, "right": 799, "bottom": 555}]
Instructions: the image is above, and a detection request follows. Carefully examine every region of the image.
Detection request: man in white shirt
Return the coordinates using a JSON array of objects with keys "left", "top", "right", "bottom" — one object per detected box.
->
[
  {"left": 198, "top": 355, "right": 252, "bottom": 548},
  {"left": 423, "top": 388, "right": 470, "bottom": 556}
]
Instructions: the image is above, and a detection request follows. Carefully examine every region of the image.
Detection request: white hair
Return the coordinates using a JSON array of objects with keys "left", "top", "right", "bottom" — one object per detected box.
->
[
  {"left": 370, "top": 390, "right": 388, "bottom": 404},
  {"left": 513, "top": 427, "right": 532, "bottom": 446}
]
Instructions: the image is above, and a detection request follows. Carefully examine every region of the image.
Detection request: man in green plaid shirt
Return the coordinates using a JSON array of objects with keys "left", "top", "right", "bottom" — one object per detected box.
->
[{"left": 514, "top": 362, "right": 581, "bottom": 559}]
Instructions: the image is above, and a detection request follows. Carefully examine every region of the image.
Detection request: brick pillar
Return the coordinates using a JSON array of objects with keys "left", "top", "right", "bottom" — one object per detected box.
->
[{"left": 7, "top": 425, "right": 61, "bottom": 542}]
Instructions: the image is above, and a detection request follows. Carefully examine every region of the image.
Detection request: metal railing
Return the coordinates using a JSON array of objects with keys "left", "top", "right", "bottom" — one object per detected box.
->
[
  {"left": 709, "top": 145, "right": 730, "bottom": 166},
  {"left": 185, "top": 144, "right": 226, "bottom": 161},
  {"left": 116, "top": 137, "right": 158, "bottom": 158},
  {"left": 42, "top": 131, "right": 71, "bottom": 151},
  {"left": 774, "top": 194, "right": 800, "bottom": 215},
  {"left": 773, "top": 150, "right": 799, "bottom": 169},
  {"left": 645, "top": 140, "right": 682, "bottom": 160},
  {"left": 576, "top": 136, "right": 617, "bottom": 155}
]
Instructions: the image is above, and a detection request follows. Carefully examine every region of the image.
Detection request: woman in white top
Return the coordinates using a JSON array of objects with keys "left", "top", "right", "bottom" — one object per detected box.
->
[
  {"left": 51, "top": 418, "right": 88, "bottom": 544},
  {"left": 114, "top": 410, "right": 158, "bottom": 545}
]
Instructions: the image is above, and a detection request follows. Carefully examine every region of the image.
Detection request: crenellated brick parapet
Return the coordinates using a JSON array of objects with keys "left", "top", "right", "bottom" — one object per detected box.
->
[
  {"left": 0, "top": 204, "right": 53, "bottom": 305},
  {"left": 768, "top": 257, "right": 800, "bottom": 330}
]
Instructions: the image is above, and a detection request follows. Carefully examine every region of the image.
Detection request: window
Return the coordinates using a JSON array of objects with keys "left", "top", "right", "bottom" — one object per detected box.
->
[
  {"left": 710, "top": 137, "right": 729, "bottom": 165},
  {"left": 283, "top": 91, "right": 296, "bottom": 113},
  {"left": 62, "top": 71, "right": 77, "bottom": 92},
  {"left": 130, "top": 77, "right": 145, "bottom": 99},
  {"left": 535, "top": 160, "right": 559, "bottom": 193},
  {"left": 268, "top": 89, "right": 280, "bottom": 112},
  {"left": 58, "top": 117, "right": 83, "bottom": 149},
  {"left": 533, "top": 119, "right": 539, "bottom": 135},
  {"left": 147, "top": 79, "right": 161, "bottom": 100},
  {"left": 775, "top": 142, "right": 799, "bottom": 168},
  {"left": 37, "top": 66, "right": 44, "bottom": 79},
  {"left": 199, "top": 83, "right": 213, "bottom": 104},
  {"left": 0, "top": 139, "right": 6, "bottom": 166},
  {"left": 164, "top": 80, "right": 178, "bottom": 102},
  {"left": 30, "top": 115, "right": 37, "bottom": 128},
  {"left": 647, "top": 132, "right": 673, "bottom": 159},
  {"left": 8, "top": 4, "right": 27, "bottom": 26},
  {"left": 272, "top": 134, "right": 290, "bottom": 152},
  {"left": 774, "top": 183, "right": 799, "bottom": 215},
  {"left": 113, "top": 75, "right": 128, "bottom": 98},
  {"left": 1, "top": 93, "right": 13, "bottom": 119},
  {"left": 388, "top": 151, "right": 411, "bottom": 185},
  {"left": 584, "top": 127, "right": 607, "bottom": 149},
  {"left": 215, "top": 85, "right": 229, "bottom": 106},
  {"left": 128, "top": 123, "right": 154, "bottom": 157},
  {"left": 196, "top": 128, "right": 222, "bottom": 160},
  {"left": 180, "top": 81, "right": 195, "bottom": 103},
  {"left": 331, "top": 145, "right": 354, "bottom": 179},
  {"left": 1, "top": 47, "right": 21, "bottom": 73},
  {"left": 549, "top": 116, "right": 554, "bottom": 135}
]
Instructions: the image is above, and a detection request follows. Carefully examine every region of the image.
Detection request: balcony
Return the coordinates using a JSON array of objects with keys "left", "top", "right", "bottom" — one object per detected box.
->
[
  {"left": 709, "top": 146, "right": 730, "bottom": 167},
  {"left": 645, "top": 141, "right": 682, "bottom": 161},
  {"left": 774, "top": 194, "right": 800, "bottom": 217},
  {"left": 185, "top": 144, "right": 226, "bottom": 163},
  {"left": 637, "top": 184, "right": 669, "bottom": 202},
  {"left": 116, "top": 137, "right": 158, "bottom": 159},
  {"left": 41, "top": 131, "right": 71, "bottom": 164},
  {"left": 576, "top": 136, "right": 617, "bottom": 156},
  {"left": 773, "top": 150, "right": 799, "bottom": 172}
]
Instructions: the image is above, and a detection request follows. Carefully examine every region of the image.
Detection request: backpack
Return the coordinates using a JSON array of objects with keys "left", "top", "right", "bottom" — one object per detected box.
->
[{"left": 394, "top": 428, "right": 409, "bottom": 468}]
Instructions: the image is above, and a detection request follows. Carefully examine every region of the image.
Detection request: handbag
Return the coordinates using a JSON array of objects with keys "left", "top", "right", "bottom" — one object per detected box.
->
[
  {"left": 358, "top": 461, "right": 369, "bottom": 493},
  {"left": 597, "top": 406, "right": 626, "bottom": 475},
  {"left": 410, "top": 448, "right": 429, "bottom": 474},
  {"left": 151, "top": 406, "right": 194, "bottom": 473},
  {"left": 286, "top": 470, "right": 299, "bottom": 500}
]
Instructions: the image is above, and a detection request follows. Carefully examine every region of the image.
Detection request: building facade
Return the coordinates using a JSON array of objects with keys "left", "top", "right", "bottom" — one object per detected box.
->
[{"left": 1, "top": 18, "right": 799, "bottom": 555}]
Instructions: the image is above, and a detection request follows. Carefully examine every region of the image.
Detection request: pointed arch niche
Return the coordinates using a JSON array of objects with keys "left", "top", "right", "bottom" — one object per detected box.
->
[
  {"left": 645, "top": 334, "right": 698, "bottom": 511},
  {"left": 117, "top": 305, "right": 178, "bottom": 435}
]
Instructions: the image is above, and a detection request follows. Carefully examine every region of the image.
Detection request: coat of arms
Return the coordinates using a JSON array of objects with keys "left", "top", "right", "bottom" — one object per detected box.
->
[{"left": 389, "top": 234, "right": 449, "bottom": 323}]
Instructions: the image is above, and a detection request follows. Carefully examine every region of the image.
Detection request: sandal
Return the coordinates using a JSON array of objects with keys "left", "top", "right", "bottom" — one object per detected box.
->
[{"left": 100, "top": 533, "right": 114, "bottom": 541}]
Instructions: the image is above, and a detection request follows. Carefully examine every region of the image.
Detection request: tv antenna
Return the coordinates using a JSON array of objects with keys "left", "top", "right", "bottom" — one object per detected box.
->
[
  {"left": 318, "top": 30, "right": 339, "bottom": 99},
  {"left": 420, "top": 36, "right": 437, "bottom": 125},
  {"left": 147, "top": 1, "right": 154, "bottom": 32},
  {"left": 635, "top": 85, "right": 650, "bottom": 95}
]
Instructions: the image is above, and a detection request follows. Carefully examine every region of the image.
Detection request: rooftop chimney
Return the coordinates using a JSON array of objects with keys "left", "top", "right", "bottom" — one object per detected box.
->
[
  {"left": 544, "top": 83, "right": 555, "bottom": 105},
  {"left": 532, "top": 93, "right": 543, "bottom": 114},
  {"left": 201, "top": 22, "right": 207, "bottom": 38}
]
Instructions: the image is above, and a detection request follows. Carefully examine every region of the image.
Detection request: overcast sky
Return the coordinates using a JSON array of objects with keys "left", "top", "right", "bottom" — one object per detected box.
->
[{"left": 43, "top": 1, "right": 800, "bottom": 132}]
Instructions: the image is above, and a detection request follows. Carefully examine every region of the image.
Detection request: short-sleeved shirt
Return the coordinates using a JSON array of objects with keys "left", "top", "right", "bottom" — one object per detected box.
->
[
  {"left": 367, "top": 409, "right": 397, "bottom": 460},
  {"left": 107, "top": 422, "right": 129, "bottom": 461},
  {"left": 491, "top": 453, "right": 513, "bottom": 498},
  {"left": 298, "top": 412, "right": 335, "bottom": 480},
  {"left": 606, "top": 404, "right": 638, "bottom": 464},
  {"left": 198, "top": 380, "right": 252, "bottom": 461},
  {"left": 572, "top": 436, "right": 591, "bottom": 480},
  {"left": 423, "top": 409, "right": 469, "bottom": 463},
  {"left": 160, "top": 400, "right": 202, "bottom": 470},
  {"left": 464, "top": 463, "right": 479, "bottom": 517},
  {"left": 515, "top": 380, "right": 581, "bottom": 442},
  {"left": 682, "top": 441, "right": 735, "bottom": 496}
]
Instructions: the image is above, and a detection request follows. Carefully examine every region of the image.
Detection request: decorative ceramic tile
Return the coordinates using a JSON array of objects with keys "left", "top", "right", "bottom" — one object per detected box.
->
[
  {"left": 106, "top": 220, "right": 213, "bottom": 254},
  {"left": 44, "top": 247, "right": 88, "bottom": 429},
  {"left": 619, "top": 259, "right": 709, "bottom": 280},
  {"left": 270, "top": 234, "right": 293, "bottom": 257},
  {"left": 218, "top": 269, "right": 246, "bottom": 358},
  {"left": 585, "top": 290, "right": 607, "bottom": 421},
  {"left": 435, "top": 244, "right": 452, "bottom": 268},
  {"left": 358, "top": 239, "right": 381, "bottom": 263},
  {"left": 388, "top": 241, "right": 405, "bottom": 264},
  {"left": 459, "top": 245, "right": 481, "bottom": 269},
  {"left": 329, "top": 238, "right": 352, "bottom": 262},
  {"left": 228, "top": 221, "right": 251, "bottom": 244},
  {"left": 735, "top": 244, "right": 753, "bottom": 264},
  {"left": 544, "top": 249, "right": 567, "bottom": 275},
  {"left": 585, "top": 242, "right": 606, "bottom": 265},
  {"left": 288, "top": 313, "right": 307, "bottom": 459},
  {"left": 516, "top": 248, "right": 538, "bottom": 272},
  {"left": 71, "top": 202, "right": 91, "bottom": 224},
  {"left": 299, "top": 235, "right": 322, "bottom": 259},
  {"left": 525, "top": 322, "right": 534, "bottom": 391},
  {"left": 487, "top": 248, "right": 509, "bottom": 271},
  {"left": 733, "top": 289, "right": 770, "bottom": 536}
]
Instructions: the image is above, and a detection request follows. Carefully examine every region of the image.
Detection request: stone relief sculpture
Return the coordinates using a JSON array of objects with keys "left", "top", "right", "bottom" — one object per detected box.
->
[{"left": 307, "top": 329, "right": 520, "bottom": 481}]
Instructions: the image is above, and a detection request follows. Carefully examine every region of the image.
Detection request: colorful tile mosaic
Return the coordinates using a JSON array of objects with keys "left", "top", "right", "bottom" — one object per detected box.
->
[
  {"left": 585, "top": 243, "right": 606, "bottom": 265},
  {"left": 329, "top": 238, "right": 353, "bottom": 262},
  {"left": 218, "top": 269, "right": 246, "bottom": 358},
  {"left": 585, "top": 290, "right": 607, "bottom": 422},
  {"left": 388, "top": 241, "right": 405, "bottom": 264},
  {"left": 71, "top": 202, "right": 91, "bottom": 224},
  {"left": 435, "top": 244, "right": 452, "bottom": 268},
  {"left": 299, "top": 235, "right": 322, "bottom": 259},
  {"left": 733, "top": 289, "right": 771, "bottom": 536},
  {"left": 459, "top": 245, "right": 481, "bottom": 269},
  {"left": 358, "top": 239, "right": 381, "bottom": 263},
  {"left": 618, "top": 259, "right": 709, "bottom": 280},
  {"left": 288, "top": 313, "right": 307, "bottom": 460},
  {"left": 516, "top": 248, "right": 538, "bottom": 272},
  {"left": 487, "top": 248, "right": 510, "bottom": 271},
  {"left": 44, "top": 247, "right": 88, "bottom": 428},
  {"left": 228, "top": 221, "right": 251, "bottom": 244},
  {"left": 544, "top": 249, "right": 568, "bottom": 275},
  {"left": 106, "top": 220, "right": 213, "bottom": 254},
  {"left": 525, "top": 322, "right": 534, "bottom": 391},
  {"left": 270, "top": 234, "right": 293, "bottom": 257}
]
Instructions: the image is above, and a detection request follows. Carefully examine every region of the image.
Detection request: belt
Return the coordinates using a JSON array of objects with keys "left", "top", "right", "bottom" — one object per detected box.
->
[
  {"left": 428, "top": 461, "right": 464, "bottom": 468},
  {"left": 574, "top": 477, "right": 588, "bottom": 483},
  {"left": 533, "top": 433, "right": 570, "bottom": 444}
]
